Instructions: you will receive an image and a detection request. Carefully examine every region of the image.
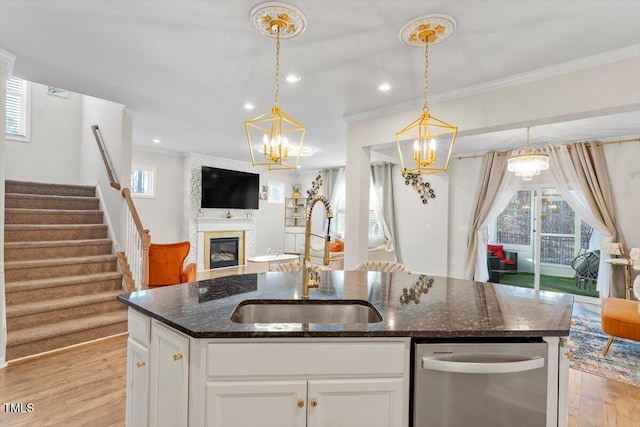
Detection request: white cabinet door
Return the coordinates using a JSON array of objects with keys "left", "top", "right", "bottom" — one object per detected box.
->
[
  {"left": 307, "top": 378, "right": 404, "bottom": 427},
  {"left": 149, "top": 322, "right": 190, "bottom": 427},
  {"left": 206, "top": 380, "right": 307, "bottom": 427},
  {"left": 126, "top": 338, "right": 149, "bottom": 427},
  {"left": 284, "top": 233, "right": 297, "bottom": 253},
  {"left": 294, "top": 233, "right": 306, "bottom": 253}
]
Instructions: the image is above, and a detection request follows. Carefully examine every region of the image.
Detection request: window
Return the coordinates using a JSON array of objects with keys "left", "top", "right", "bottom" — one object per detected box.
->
[
  {"left": 131, "top": 166, "right": 155, "bottom": 197},
  {"left": 5, "top": 77, "right": 31, "bottom": 141},
  {"left": 333, "top": 190, "right": 384, "bottom": 239},
  {"left": 495, "top": 190, "right": 532, "bottom": 245}
]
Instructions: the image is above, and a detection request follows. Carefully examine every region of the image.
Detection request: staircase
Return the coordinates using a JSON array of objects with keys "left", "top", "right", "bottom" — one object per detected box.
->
[{"left": 4, "top": 180, "right": 127, "bottom": 360}]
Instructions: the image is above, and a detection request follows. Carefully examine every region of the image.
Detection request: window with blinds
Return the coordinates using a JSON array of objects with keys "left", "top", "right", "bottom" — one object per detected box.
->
[
  {"left": 6, "top": 77, "right": 30, "bottom": 141},
  {"left": 131, "top": 165, "right": 156, "bottom": 197}
]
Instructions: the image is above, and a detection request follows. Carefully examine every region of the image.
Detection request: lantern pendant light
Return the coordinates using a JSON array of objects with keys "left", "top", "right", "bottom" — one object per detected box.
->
[
  {"left": 245, "top": 2, "right": 307, "bottom": 170},
  {"left": 396, "top": 14, "right": 458, "bottom": 176}
]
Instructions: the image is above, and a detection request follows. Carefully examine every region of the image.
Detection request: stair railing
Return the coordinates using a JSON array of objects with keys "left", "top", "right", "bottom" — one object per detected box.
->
[{"left": 92, "top": 124, "right": 150, "bottom": 291}]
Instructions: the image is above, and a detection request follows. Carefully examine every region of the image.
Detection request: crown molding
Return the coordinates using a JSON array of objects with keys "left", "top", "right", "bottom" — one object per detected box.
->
[
  {"left": 0, "top": 49, "right": 16, "bottom": 77},
  {"left": 344, "top": 44, "right": 640, "bottom": 123}
]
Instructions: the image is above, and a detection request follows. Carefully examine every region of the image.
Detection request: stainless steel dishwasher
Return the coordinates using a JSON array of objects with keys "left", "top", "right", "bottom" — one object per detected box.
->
[{"left": 413, "top": 341, "right": 548, "bottom": 427}]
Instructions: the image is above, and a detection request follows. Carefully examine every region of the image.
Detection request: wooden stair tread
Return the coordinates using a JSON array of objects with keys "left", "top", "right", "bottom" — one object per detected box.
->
[
  {"left": 5, "top": 254, "right": 117, "bottom": 269},
  {"left": 6, "top": 271, "right": 123, "bottom": 292},
  {"left": 7, "top": 291, "right": 124, "bottom": 318},
  {"left": 7, "top": 311, "right": 128, "bottom": 347}
]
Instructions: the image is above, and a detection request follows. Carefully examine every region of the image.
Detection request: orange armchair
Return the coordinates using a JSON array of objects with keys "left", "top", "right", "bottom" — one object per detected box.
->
[{"left": 148, "top": 241, "right": 196, "bottom": 289}]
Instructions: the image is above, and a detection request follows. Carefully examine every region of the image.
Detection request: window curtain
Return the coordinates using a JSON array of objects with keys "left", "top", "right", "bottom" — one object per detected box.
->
[
  {"left": 543, "top": 143, "right": 625, "bottom": 298},
  {"left": 321, "top": 167, "right": 345, "bottom": 236},
  {"left": 370, "top": 163, "right": 401, "bottom": 263},
  {"left": 321, "top": 168, "right": 342, "bottom": 203},
  {"left": 466, "top": 152, "right": 520, "bottom": 281}
]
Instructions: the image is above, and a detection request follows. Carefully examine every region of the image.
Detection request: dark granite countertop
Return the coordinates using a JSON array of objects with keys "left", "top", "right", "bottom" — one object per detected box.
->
[{"left": 117, "top": 271, "right": 574, "bottom": 339}]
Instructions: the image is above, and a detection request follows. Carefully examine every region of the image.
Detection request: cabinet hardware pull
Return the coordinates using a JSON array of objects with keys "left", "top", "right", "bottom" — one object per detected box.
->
[
  {"left": 173, "top": 353, "right": 183, "bottom": 361},
  {"left": 310, "top": 398, "right": 318, "bottom": 408},
  {"left": 136, "top": 361, "right": 145, "bottom": 368},
  {"left": 297, "top": 398, "right": 304, "bottom": 408}
]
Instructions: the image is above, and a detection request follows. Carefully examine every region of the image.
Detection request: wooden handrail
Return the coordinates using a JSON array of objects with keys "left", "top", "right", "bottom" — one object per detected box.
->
[
  {"left": 92, "top": 124, "right": 150, "bottom": 290},
  {"left": 91, "top": 124, "right": 121, "bottom": 190}
]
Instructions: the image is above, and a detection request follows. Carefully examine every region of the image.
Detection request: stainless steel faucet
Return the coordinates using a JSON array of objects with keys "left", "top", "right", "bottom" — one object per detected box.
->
[{"left": 302, "top": 195, "right": 333, "bottom": 299}]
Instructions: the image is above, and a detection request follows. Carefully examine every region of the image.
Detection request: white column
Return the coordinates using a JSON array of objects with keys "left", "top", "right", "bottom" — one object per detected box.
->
[
  {"left": 0, "top": 49, "right": 16, "bottom": 368},
  {"left": 344, "top": 142, "right": 371, "bottom": 269}
]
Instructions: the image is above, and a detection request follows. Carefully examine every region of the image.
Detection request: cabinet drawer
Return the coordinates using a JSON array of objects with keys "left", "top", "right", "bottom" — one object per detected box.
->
[
  {"left": 128, "top": 308, "right": 150, "bottom": 345},
  {"left": 207, "top": 340, "right": 407, "bottom": 378}
]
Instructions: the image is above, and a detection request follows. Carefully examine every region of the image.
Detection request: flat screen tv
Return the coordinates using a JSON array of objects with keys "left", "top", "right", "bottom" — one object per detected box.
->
[{"left": 201, "top": 166, "right": 259, "bottom": 209}]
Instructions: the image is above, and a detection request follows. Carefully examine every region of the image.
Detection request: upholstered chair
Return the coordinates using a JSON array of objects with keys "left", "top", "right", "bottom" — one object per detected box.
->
[
  {"left": 601, "top": 274, "right": 640, "bottom": 356},
  {"left": 353, "top": 261, "right": 411, "bottom": 274},
  {"left": 273, "top": 262, "right": 332, "bottom": 272},
  {"left": 148, "top": 241, "right": 196, "bottom": 289}
]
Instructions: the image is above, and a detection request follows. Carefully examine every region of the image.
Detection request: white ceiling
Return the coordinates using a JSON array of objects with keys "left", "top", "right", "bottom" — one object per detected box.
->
[{"left": 1, "top": 0, "right": 639, "bottom": 170}]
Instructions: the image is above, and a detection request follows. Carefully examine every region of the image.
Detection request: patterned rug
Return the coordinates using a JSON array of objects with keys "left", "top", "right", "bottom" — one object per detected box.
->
[{"left": 568, "top": 305, "right": 640, "bottom": 387}]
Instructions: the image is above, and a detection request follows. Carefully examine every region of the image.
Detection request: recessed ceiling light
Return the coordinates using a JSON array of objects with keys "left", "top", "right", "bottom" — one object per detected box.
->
[
  {"left": 152, "top": 138, "right": 160, "bottom": 144},
  {"left": 285, "top": 74, "right": 301, "bottom": 83},
  {"left": 244, "top": 103, "right": 256, "bottom": 110},
  {"left": 378, "top": 83, "right": 391, "bottom": 92}
]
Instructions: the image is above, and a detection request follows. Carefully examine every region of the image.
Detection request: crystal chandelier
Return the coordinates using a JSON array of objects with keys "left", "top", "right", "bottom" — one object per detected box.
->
[
  {"left": 507, "top": 127, "right": 549, "bottom": 181},
  {"left": 395, "top": 14, "right": 458, "bottom": 176},
  {"left": 245, "top": 2, "right": 306, "bottom": 170}
]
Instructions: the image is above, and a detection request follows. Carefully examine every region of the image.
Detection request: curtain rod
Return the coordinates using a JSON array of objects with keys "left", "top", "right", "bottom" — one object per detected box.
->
[{"left": 457, "top": 137, "right": 640, "bottom": 160}]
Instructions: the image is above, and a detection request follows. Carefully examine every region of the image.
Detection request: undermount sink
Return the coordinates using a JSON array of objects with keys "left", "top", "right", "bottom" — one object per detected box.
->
[{"left": 230, "top": 300, "right": 383, "bottom": 324}]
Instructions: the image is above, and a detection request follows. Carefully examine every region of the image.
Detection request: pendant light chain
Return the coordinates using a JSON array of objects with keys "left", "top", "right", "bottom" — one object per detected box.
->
[
  {"left": 422, "top": 39, "right": 430, "bottom": 116},
  {"left": 526, "top": 127, "right": 531, "bottom": 154},
  {"left": 274, "top": 26, "right": 281, "bottom": 107}
]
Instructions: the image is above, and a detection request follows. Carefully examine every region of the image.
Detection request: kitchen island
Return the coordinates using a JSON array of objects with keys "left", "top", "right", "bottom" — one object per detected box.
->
[{"left": 118, "top": 271, "right": 574, "bottom": 427}]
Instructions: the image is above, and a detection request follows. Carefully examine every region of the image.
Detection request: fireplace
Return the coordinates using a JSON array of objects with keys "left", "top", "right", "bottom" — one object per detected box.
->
[
  {"left": 202, "top": 230, "right": 245, "bottom": 270},
  {"left": 209, "top": 237, "right": 239, "bottom": 269}
]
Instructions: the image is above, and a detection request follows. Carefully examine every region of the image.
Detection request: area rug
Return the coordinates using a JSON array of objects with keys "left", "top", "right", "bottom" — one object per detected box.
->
[{"left": 568, "top": 306, "right": 640, "bottom": 387}]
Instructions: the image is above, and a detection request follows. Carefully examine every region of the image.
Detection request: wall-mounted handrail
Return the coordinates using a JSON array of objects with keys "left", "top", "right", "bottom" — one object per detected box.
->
[
  {"left": 92, "top": 124, "right": 149, "bottom": 290},
  {"left": 91, "top": 124, "right": 121, "bottom": 191}
]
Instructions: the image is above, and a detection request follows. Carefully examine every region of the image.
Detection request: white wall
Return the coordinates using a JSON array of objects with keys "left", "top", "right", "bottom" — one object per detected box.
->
[
  {"left": 447, "top": 156, "right": 484, "bottom": 279},
  {"left": 79, "top": 95, "right": 131, "bottom": 248},
  {"left": 1, "top": 49, "right": 16, "bottom": 369},
  {"left": 132, "top": 148, "right": 185, "bottom": 243},
  {"left": 5, "top": 82, "right": 82, "bottom": 184},
  {"left": 393, "top": 166, "right": 451, "bottom": 276},
  {"left": 603, "top": 142, "right": 640, "bottom": 250}
]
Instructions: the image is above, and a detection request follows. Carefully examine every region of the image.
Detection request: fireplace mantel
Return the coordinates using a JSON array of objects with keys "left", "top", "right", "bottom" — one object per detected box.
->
[
  {"left": 197, "top": 218, "right": 254, "bottom": 232},
  {"left": 195, "top": 217, "right": 256, "bottom": 271}
]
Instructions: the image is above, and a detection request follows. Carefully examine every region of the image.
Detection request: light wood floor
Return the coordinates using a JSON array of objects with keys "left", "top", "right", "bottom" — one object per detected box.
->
[{"left": 1, "top": 333, "right": 639, "bottom": 426}]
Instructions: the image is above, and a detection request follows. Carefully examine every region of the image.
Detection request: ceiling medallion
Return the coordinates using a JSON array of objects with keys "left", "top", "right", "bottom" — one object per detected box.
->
[
  {"left": 245, "top": 2, "right": 307, "bottom": 171},
  {"left": 399, "top": 13, "right": 456, "bottom": 47},
  {"left": 250, "top": 2, "right": 307, "bottom": 39}
]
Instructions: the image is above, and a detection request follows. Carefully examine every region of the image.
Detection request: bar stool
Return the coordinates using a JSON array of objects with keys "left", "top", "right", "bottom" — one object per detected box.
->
[{"left": 602, "top": 243, "right": 632, "bottom": 299}]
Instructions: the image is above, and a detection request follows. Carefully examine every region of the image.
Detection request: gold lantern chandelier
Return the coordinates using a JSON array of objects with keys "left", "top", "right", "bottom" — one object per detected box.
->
[
  {"left": 507, "top": 127, "right": 549, "bottom": 181},
  {"left": 245, "top": 2, "right": 307, "bottom": 170},
  {"left": 396, "top": 14, "right": 458, "bottom": 176}
]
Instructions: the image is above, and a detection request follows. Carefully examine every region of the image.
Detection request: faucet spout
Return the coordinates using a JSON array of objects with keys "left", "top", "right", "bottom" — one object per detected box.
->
[{"left": 302, "top": 195, "right": 333, "bottom": 299}]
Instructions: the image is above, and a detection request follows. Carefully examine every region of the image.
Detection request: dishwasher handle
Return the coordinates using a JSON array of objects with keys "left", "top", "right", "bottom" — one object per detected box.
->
[{"left": 421, "top": 354, "right": 545, "bottom": 374}]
